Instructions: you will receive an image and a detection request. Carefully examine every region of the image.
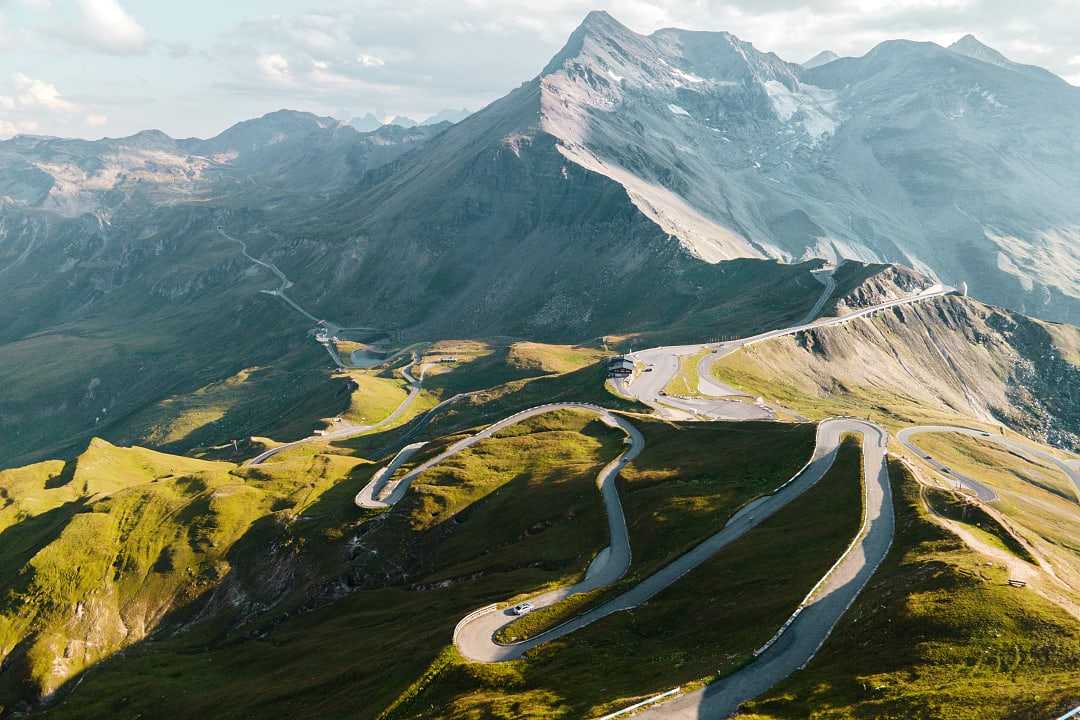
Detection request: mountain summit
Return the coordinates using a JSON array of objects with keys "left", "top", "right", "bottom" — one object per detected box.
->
[
  {"left": 279, "top": 11, "right": 1080, "bottom": 327},
  {"left": 948, "top": 33, "right": 1066, "bottom": 84},
  {"left": 520, "top": 13, "right": 1080, "bottom": 322},
  {"left": 802, "top": 50, "right": 839, "bottom": 68}
]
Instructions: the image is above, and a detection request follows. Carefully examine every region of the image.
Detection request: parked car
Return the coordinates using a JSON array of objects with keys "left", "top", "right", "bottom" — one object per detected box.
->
[{"left": 510, "top": 602, "right": 534, "bottom": 616}]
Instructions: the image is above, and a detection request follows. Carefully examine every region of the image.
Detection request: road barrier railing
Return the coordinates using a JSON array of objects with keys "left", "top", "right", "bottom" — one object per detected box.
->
[
  {"left": 754, "top": 420, "right": 888, "bottom": 662},
  {"left": 596, "top": 687, "right": 682, "bottom": 720},
  {"left": 452, "top": 604, "right": 499, "bottom": 646}
]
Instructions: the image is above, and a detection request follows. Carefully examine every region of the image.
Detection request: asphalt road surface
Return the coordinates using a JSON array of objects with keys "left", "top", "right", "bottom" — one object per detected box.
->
[
  {"left": 625, "top": 283, "right": 955, "bottom": 421},
  {"left": 355, "top": 441, "right": 429, "bottom": 509},
  {"left": 636, "top": 420, "right": 893, "bottom": 719},
  {"left": 898, "top": 425, "right": 1080, "bottom": 503},
  {"left": 247, "top": 359, "right": 427, "bottom": 466},
  {"left": 348, "top": 282, "right": 959, "bottom": 717},
  {"left": 454, "top": 419, "right": 891, "bottom": 670},
  {"left": 351, "top": 402, "right": 645, "bottom": 661}
]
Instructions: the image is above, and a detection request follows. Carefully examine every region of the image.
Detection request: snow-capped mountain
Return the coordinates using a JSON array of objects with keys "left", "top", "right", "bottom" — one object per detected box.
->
[{"left": 527, "top": 11, "right": 1080, "bottom": 322}]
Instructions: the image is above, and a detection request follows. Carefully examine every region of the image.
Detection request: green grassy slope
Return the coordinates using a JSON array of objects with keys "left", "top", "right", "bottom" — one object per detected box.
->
[
  {"left": 910, "top": 432, "right": 1080, "bottom": 597},
  {"left": 495, "top": 419, "right": 818, "bottom": 642},
  {"left": 387, "top": 437, "right": 864, "bottom": 719},
  {"left": 0, "top": 439, "right": 366, "bottom": 704},
  {"left": 711, "top": 295, "right": 1080, "bottom": 450},
  {"left": 22, "top": 414, "right": 825, "bottom": 719},
  {"left": 20, "top": 411, "right": 621, "bottom": 718},
  {"left": 739, "top": 459, "right": 1080, "bottom": 719}
]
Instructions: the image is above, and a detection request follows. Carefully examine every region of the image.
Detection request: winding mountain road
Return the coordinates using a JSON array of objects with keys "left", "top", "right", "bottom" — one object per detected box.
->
[
  {"left": 220, "top": 227, "right": 389, "bottom": 370},
  {"left": 353, "top": 280, "right": 967, "bottom": 717},
  {"left": 219, "top": 227, "right": 320, "bottom": 324},
  {"left": 457, "top": 419, "right": 889, "bottom": 667},
  {"left": 637, "top": 421, "right": 892, "bottom": 719},
  {"left": 898, "top": 425, "right": 1080, "bottom": 503},
  {"left": 247, "top": 359, "right": 427, "bottom": 466},
  {"left": 623, "top": 283, "right": 954, "bottom": 422}
]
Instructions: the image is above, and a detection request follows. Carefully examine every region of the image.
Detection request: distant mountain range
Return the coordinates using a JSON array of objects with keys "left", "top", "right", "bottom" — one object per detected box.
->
[
  {"left": 0, "top": 111, "right": 449, "bottom": 215},
  {"left": 346, "top": 108, "right": 471, "bottom": 132},
  {"left": 2, "top": 10, "right": 1080, "bottom": 465}
]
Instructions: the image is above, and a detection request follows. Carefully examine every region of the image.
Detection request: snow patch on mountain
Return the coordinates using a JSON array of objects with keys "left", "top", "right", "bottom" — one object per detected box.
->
[
  {"left": 763, "top": 80, "right": 839, "bottom": 138},
  {"left": 988, "top": 227, "right": 1080, "bottom": 300},
  {"left": 668, "top": 103, "right": 691, "bottom": 117}
]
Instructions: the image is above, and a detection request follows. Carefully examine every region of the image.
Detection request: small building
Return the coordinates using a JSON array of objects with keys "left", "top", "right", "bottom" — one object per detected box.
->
[{"left": 606, "top": 356, "right": 633, "bottom": 379}]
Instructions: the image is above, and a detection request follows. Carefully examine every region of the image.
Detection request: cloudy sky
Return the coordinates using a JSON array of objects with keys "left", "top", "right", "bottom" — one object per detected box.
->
[{"left": 1, "top": 0, "right": 1077, "bottom": 139}]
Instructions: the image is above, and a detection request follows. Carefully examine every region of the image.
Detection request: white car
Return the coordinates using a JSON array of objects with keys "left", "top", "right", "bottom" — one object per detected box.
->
[{"left": 510, "top": 602, "right": 534, "bottom": 616}]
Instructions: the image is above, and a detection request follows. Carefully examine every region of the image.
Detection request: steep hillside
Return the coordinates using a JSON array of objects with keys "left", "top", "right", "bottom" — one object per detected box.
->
[
  {"left": 0, "top": 440, "right": 367, "bottom": 703},
  {"left": 263, "top": 76, "right": 828, "bottom": 339},
  {"left": 740, "top": 459, "right": 1080, "bottom": 718},
  {"left": 713, "top": 295, "right": 1080, "bottom": 449}
]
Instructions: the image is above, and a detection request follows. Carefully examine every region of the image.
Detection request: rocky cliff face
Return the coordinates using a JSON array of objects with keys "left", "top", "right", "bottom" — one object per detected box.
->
[
  {"left": 827, "top": 261, "right": 935, "bottom": 315},
  {"left": 525, "top": 12, "right": 1080, "bottom": 324}
]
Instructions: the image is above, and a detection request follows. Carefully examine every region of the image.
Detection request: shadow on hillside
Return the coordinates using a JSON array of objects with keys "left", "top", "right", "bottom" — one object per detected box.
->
[{"left": 27, "top": 416, "right": 626, "bottom": 718}]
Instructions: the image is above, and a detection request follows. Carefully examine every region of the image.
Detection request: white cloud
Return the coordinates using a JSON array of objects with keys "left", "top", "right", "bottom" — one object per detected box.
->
[
  {"left": 0, "top": 95, "right": 14, "bottom": 111},
  {"left": 358, "top": 53, "right": 385, "bottom": 67},
  {"left": 85, "top": 112, "right": 108, "bottom": 127},
  {"left": 75, "top": 0, "right": 147, "bottom": 54},
  {"left": 0, "top": 118, "right": 40, "bottom": 137},
  {"left": 1068, "top": 55, "right": 1080, "bottom": 66},
  {"left": 13, "top": 73, "right": 79, "bottom": 112},
  {"left": 256, "top": 53, "right": 290, "bottom": 82}
]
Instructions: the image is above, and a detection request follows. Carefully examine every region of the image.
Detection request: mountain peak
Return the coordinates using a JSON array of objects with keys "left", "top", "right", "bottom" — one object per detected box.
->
[
  {"left": 948, "top": 33, "right": 1066, "bottom": 84},
  {"left": 803, "top": 50, "right": 839, "bottom": 69},
  {"left": 578, "top": 9, "right": 624, "bottom": 33},
  {"left": 542, "top": 10, "right": 639, "bottom": 76},
  {"left": 949, "top": 33, "right": 1007, "bottom": 62}
]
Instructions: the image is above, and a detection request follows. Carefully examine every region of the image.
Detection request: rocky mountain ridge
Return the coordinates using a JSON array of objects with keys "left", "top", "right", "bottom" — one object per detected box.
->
[{"left": 528, "top": 11, "right": 1079, "bottom": 324}]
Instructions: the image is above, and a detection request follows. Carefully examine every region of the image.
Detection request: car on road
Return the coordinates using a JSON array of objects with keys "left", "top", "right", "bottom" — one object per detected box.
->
[
  {"left": 510, "top": 602, "right": 534, "bottom": 616},
  {"left": 643, "top": 367, "right": 653, "bottom": 372},
  {"left": 941, "top": 468, "right": 951, "bottom": 474}
]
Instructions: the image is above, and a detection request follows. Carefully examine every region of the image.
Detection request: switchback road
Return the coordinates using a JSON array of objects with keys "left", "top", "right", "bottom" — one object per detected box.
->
[{"left": 898, "top": 425, "right": 1080, "bottom": 503}]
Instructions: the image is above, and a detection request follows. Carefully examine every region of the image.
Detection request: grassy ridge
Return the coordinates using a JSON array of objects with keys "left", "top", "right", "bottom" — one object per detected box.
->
[{"left": 739, "top": 459, "right": 1080, "bottom": 719}]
